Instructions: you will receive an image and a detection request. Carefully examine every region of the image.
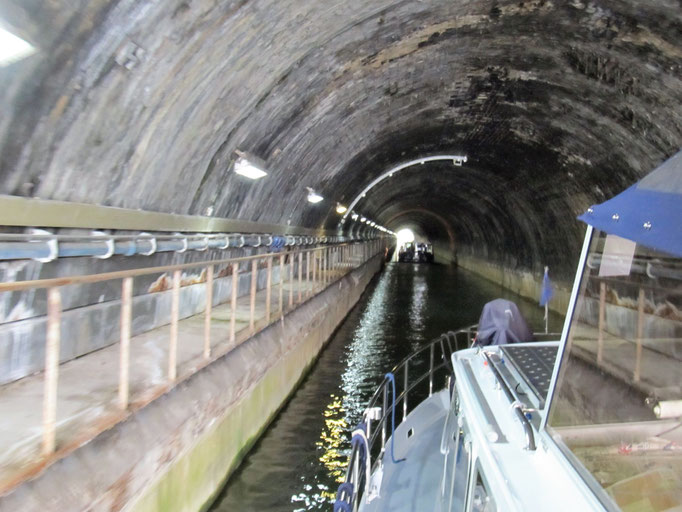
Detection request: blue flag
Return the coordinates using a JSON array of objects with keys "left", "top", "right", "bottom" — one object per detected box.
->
[{"left": 540, "top": 266, "right": 554, "bottom": 306}]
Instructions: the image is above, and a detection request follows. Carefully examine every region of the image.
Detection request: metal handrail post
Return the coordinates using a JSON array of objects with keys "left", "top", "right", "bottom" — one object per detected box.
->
[
  {"left": 289, "top": 252, "right": 294, "bottom": 307},
  {"left": 203, "top": 266, "right": 213, "bottom": 359},
  {"left": 279, "top": 254, "right": 284, "bottom": 316},
  {"left": 429, "top": 343, "right": 435, "bottom": 396},
  {"left": 634, "top": 287, "right": 644, "bottom": 382},
  {"left": 265, "top": 256, "right": 272, "bottom": 323},
  {"left": 42, "top": 287, "right": 61, "bottom": 456},
  {"left": 119, "top": 277, "right": 133, "bottom": 409},
  {"left": 306, "top": 251, "right": 311, "bottom": 297},
  {"left": 249, "top": 259, "right": 257, "bottom": 333},
  {"left": 311, "top": 251, "right": 317, "bottom": 292},
  {"left": 168, "top": 269, "right": 180, "bottom": 382},
  {"left": 230, "top": 262, "right": 238, "bottom": 343},
  {"left": 298, "top": 252, "right": 303, "bottom": 302},
  {"left": 352, "top": 453, "right": 360, "bottom": 512},
  {"left": 403, "top": 361, "right": 409, "bottom": 422},
  {"left": 597, "top": 282, "right": 606, "bottom": 365},
  {"left": 382, "top": 385, "right": 388, "bottom": 453}
]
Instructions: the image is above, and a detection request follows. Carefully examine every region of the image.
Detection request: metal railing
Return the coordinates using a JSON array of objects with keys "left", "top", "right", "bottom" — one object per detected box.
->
[
  {"left": 0, "top": 230, "right": 354, "bottom": 262},
  {"left": 0, "top": 238, "right": 388, "bottom": 494},
  {"left": 337, "top": 325, "right": 562, "bottom": 510},
  {"left": 338, "top": 326, "right": 477, "bottom": 511}
]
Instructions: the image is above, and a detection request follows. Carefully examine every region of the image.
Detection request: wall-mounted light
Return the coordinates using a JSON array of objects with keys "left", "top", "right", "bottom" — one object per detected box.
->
[
  {"left": 360, "top": 217, "right": 367, "bottom": 223},
  {"left": 336, "top": 203, "right": 348, "bottom": 214},
  {"left": 351, "top": 213, "right": 359, "bottom": 221},
  {"left": 306, "top": 187, "right": 323, "bottom": 204},
  {"left": 339, "top": 154, "right": 469, "bottom": 226},
  {"left": 0, "top": 28, "right": 35, "bottom": 66},
  {"left": 234, "top": 150, "right": 267, "bottom": 180}
]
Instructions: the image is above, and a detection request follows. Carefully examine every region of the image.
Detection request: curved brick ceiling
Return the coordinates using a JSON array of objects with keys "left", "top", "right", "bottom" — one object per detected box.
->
[{"left": 0, "top": 0, "right": 680, "bottom": 276}]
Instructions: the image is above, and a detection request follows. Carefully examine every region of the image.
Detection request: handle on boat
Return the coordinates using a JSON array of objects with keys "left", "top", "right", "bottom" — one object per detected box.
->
[
  {"left": 483, "top": 352, "right": 536, "bottom": 451},
  {"left": 384, "top": 373, "right": 406, "bottom": 464}
]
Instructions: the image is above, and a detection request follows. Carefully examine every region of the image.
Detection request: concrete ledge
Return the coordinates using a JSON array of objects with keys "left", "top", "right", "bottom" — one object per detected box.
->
[{"left": 0, "top": 255, "right": 382, "bottom": 512}]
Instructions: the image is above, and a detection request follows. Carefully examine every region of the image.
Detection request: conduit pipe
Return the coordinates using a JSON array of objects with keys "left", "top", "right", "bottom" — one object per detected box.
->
[{"left": 0, "top": 231, "right": 386, "bottom": 262}]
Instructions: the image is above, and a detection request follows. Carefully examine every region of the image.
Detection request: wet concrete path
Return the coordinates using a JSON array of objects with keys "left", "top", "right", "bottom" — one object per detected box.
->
[{"left": 210, "top": 263, "right": 563, "bottom": 511}]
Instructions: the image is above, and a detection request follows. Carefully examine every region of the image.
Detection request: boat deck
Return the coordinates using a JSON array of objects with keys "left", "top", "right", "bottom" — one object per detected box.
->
[{"left": 360, "top": 390, "right": 462, "bottom": 512}]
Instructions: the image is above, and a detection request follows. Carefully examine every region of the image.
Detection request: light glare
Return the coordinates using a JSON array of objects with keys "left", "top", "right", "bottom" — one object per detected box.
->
[
  {"left": 396, "top": 229, "right": 415, "bottom": 245},
  {"left": 307, "top": 189, "right": 323, "bottom": 203},
  {"left": 234, "top": 157, "right": 267, "bottom": 180},
  {"left": 0, "top": 28, "right": 35, "bottom": 66},
  {"left": 336, "top": 203, "right": 348, "bottom": 214}
]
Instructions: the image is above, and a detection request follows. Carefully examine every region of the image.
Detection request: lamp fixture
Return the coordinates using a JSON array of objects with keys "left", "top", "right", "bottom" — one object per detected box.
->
[
  {"left": 0, "top": 28, "right": 35, "bottom": 66},
  {"left": 351, "top": 213, "right": 359, "bottom": 221},
  {"left": 336, "top": 203, "right": 348, "bottom": 214},
  {"left": 233, "top": 150, "right": 268, "bottom": 180},
  {"left": 306, "top": 187, "right": 323, "bottom": 204},
  {"left": 339, "top": 154, "right": 468, "bottom": 226}
]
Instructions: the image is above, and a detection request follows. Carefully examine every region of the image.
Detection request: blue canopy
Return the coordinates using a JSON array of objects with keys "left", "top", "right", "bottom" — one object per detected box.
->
[{"left": 578, "top": 150, "right": 682, "bottom": 257}]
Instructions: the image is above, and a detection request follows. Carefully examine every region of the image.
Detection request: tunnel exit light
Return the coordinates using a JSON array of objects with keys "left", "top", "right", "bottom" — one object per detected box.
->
[
  {"left": 396, "top": 229, "right": 415, "bottom": 245},
  {"left": 234, "top": 156, "right": 267, "bottom": 180},
  {"left": 0, "top": 27, "right": 35, "bottom": 66}
]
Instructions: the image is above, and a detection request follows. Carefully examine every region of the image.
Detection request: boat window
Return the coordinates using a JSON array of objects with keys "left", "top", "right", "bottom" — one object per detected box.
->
[
  {"left": 468, "top": 467, "right": 497, "bottom": 512},
  {"left": 547, "top": 230, "right": 682, "bottom": 510}
]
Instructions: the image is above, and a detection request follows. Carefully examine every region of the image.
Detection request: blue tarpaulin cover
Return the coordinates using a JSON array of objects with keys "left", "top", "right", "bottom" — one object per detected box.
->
[
  {"left": 474, "top": 299, "right": 534, "bottom": 347},
  {"left": 578, "top": 150, "right": 682, "bottom": 257}
]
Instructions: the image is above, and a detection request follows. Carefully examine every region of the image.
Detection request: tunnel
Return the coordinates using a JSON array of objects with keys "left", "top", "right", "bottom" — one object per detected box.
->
[{"left": 0, "top": 1, "right": 680, "bottom": 511}]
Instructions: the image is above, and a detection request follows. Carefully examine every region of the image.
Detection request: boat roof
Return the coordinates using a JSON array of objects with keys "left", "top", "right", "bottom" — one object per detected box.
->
[{"left": 578, "top": 149, "right": 682, "bottom": 257}]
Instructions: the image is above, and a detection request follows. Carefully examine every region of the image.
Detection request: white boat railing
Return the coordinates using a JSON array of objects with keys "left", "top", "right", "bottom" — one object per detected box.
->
[
  {"left": 335, "top": 325, "right": 477, "bottom": 511},
  {"left": 334, "top": 325, "right": 563, "bottom": 511}
]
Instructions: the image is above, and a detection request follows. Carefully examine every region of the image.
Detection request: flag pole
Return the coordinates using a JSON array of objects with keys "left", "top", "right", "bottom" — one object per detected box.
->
[
  {"left": 544, "top": 266, "right": 549, "bottom": 333},
  {"left": 545, "top": 303, "right": 549, "bottom": 334}
]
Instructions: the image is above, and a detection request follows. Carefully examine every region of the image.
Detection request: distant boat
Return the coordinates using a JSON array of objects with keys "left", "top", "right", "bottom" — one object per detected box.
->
[
  {"left": 398, "top": 242, "right": 434, "bottom": 263},
  {"left": 335, "top": 150, "right": 682, "bottom": 512}
]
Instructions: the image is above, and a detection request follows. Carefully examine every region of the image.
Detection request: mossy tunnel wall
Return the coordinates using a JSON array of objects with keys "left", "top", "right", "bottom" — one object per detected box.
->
[{"left": 0, "top": 0, "right": 680, "bottom": 509}]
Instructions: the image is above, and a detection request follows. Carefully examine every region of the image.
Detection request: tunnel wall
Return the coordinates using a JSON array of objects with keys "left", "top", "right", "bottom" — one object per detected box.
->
[
  {"left": 433, "top": 241, "right": 457, "bottom": 266},
  {"left": 457, "top": 254, "right": 572, "bottom": 315},
  {"left": 0, "top": 254, "right": 383, "bottom": 512}
]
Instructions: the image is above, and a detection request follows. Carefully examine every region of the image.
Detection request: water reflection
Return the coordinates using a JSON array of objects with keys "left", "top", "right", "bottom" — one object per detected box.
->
[
  {"left": 409, "top": 267, "right": 427, "bottom": 349},
  {"left": 210, "top": 263, "right": 564, "bottom": 511},
  {"left": 316, "top": 395, "right": 347, "bottom": 483},
  {"left": 341, "top": 264, "right": 393, "bottom": 428}
]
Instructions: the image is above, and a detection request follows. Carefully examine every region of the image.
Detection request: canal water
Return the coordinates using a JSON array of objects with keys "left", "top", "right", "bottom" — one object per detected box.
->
[{"left": 210, "top": 262, "right": 564, "bottom": 511}]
